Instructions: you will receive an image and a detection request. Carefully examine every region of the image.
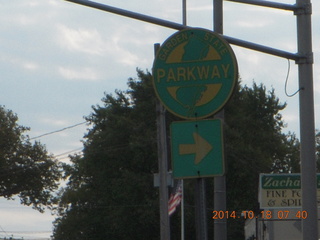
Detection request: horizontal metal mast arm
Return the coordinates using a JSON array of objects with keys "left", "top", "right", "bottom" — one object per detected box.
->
[
  {"left": 223, "top": 35, "right": 301, "bottom": 61},
  {"left": 64, "top": 0, "right": 185, "bottom": 30},
  {"left": 64, "top": 0, "right": 302, "bottom": 61},
  {"left": 225, "top": 0, "right": 298, "bottom": 12}
]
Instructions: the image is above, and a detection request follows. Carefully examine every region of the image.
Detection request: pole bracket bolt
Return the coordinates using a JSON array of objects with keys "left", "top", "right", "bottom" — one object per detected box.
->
[
  {"left": 295, "top": 52, "right": 314, "bottom": 64},
  {"left": 294, "top": 3, "right": 312, "bottom": 15}
]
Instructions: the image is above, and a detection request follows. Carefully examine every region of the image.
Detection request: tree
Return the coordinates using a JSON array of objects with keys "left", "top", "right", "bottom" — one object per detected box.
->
[
  {"left": 223, "top": 82, "right": 300, "bottom": 238},
  {"left": 53, "top": 70, "right": 160, "bottom": 239},
  {"left": 0, "top": 106, "right": 62, "bottom": 212},
  {"left": 52, "top": 71, "right": 300, "bottom": 239}
]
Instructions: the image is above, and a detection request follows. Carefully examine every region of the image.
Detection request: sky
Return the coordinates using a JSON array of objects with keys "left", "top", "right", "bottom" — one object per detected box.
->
[{"left": 0, "top": 0, "right": 320, "bottom": 239}]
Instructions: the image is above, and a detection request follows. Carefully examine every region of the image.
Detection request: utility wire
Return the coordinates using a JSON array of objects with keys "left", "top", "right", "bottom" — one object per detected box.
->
[
  {"left": 0, "top": 225, "right": 9, "bottom": 238},
  {"left": 55, "top": 148, "right": 83, "bottom": 159},
  {"left": 1, "top": 231, "right": 51, "bottom": 234},
  {"left": 284, "top": 59, "right": 303, "bottom": 97},
  {"left": 54, "top": 143, "right": 131, "bottom": 161},
  {"left": 30, "top": 122, "right": 86, "bottom": 140}
]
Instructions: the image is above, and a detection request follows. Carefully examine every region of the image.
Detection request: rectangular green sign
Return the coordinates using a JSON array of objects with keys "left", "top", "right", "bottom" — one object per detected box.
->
[
  {"left": 261, "top": 173, "right": 320, "bottom": 189},
  {"left": 170, "top": 119, "right": 224, "bottom": 178},
  {"left": 259, "top": 173, "right": 320, "bottom": 208}
]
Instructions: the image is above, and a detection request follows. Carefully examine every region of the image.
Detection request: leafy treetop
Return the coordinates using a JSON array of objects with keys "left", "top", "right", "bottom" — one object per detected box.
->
[{"left": 0, "top": 106, "right": 62, "bottom": 212}]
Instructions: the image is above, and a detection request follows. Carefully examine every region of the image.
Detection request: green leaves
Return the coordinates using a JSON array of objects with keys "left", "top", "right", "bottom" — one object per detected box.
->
[
  {"left": 0, "top": 106, "right": 62, "bottom": 212},
  {"left": 53, "top": 70, "right": 159, "bottom": 239},
  {"left": 224, "top": 82, "right": 300, "bottom": 238}
]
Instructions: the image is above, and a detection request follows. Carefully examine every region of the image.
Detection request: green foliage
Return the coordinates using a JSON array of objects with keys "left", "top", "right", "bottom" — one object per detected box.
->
[
  {"left": 224, "top": 82, "right": 300, "bottom": 239},
  {"left": 53, "top": 71, "right": 301, "bottom": 240},
  {"left": 0, "top": 106, "right": 62, "bottom": 212},
  {"left": 53, "top": 70, "right": 160, "bottom": 239}
]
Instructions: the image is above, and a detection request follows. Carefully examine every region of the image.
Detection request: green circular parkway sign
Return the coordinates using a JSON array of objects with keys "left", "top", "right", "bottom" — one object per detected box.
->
[{"left": 152, "top": 28, "right": 238, "bottom": 119}]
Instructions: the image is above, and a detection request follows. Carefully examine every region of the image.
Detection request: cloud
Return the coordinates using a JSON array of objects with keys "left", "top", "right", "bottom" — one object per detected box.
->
[
  {"left": 0, "top": 1, "right": 59, "bottom": 28},
  {"left": 314, "top": 79, "right": 320, "bottom": 95},
  {"left": 55, "top": 24, "right": 145, "bottom": 66},
  {"left": 236, "top": 20, "right": 272, "bottom": 29},
  {"left": 56, "top": 24, "right": 109, "bottom": 56},
  {"left": 38, "top": 118, "right": 71, "bottom": 127},
  {"left": 0, "top": 55, "right": 39, "bottom": 71},
  {"left": 58, "top": 66, "right": 101, "bottom": 81},
  {"left": 187, "top": 4, "right": 213, "bottom": 12},
  {"left": 17, "top": 59, "right": 39, "bottom": 71},
  {"left": 9, "top": 15, "right": 36, "bottom": 26},
  {"left": 0, "top": 198, "right": 53, "bottom": 232}
]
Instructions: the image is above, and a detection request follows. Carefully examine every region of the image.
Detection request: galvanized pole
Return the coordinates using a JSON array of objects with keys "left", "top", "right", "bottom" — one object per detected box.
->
[
  {"left": 195, "top": 178, "right": 208, "bottom": 240},
  {"left": 155, "top": 43, "right": 171, "bottom": 240},
  {"left": 213, "top": 0, "right": 227, "bottom": 240},
  {"left": 181, "top": 2, "right": 186, "bottom": 240},
  {"left": 296, "top": 0, "right": 318, "bottom": 239},
  {"left": 214, "top": 0, "right": 223, "bottom": 34},
  {"left": 183, "top": 0, "right": 187, "bottom": 26},
  {"left": 180, "top": 179, "right": 185, "bottom": 240}
]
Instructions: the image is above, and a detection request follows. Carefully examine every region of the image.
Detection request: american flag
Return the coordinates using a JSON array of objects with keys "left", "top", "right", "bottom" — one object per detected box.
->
[{"left": 168, "top": 180, "right": 183, "bottom": 216}]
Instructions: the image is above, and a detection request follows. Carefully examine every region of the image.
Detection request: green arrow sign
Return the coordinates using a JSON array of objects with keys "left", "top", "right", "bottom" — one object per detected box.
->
[
  {"left": 170, "top": 119, "right": 224, "bottom": 178},
  {"left": 153, "top": 28, "right": 238, "bottom": 119},
  {"left": 179, "top": 132, "right": 213, "bottom": 164}
]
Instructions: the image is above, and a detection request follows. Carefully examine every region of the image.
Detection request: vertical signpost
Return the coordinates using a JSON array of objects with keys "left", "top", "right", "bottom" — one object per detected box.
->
[
  {"left": 213, "top": 1, "right": 227, "bottom": 239},
  {"left": 154, "top": 43, "right": 171, "bottom": 240},
  {"left": 153, "top": 27, "right": 238, "bottom": 239},
  {"left": 296, "top": 0, "right": 318, "bottom": 239}
]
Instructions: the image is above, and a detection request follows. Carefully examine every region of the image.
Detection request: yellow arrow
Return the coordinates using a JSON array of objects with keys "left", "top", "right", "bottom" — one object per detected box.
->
[{"left": 179, "top": 132, "right": 213, "bottom": 164}]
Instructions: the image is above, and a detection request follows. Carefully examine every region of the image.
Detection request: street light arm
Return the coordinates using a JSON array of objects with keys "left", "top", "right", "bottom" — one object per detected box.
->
[
  {"left": 64, "top": 0, "right": 303, "bottom": 62},
  {"left": 64, "top": 0, "right": 186, "bottom": 30}
]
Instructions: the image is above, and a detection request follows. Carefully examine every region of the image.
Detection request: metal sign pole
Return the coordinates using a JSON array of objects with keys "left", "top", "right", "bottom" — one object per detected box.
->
[
  {"left": 181, "top": 2, "right": 186, "bottom": 240},
  {"left": 183, "top": 0, "right": 187, "bottom": 26},
  {"left": 195, "top": 178, "right": 208, "bottom": 240},
  {"left": 155, "top": 43, "right": 171, "bottom": 240},
  {"left": 296, "top": 0, "right": 318, "bottom": 239},
  {"left": 213, "top": 0, "right": 227, "bottom": 239}
]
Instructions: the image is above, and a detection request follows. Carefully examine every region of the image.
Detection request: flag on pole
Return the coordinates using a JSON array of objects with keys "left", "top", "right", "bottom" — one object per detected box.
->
[{"left": 168, "top": 180, "right": 183, "bottom": 216}]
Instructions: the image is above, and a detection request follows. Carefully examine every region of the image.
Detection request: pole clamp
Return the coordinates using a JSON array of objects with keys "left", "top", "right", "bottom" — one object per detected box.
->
[
  {"left": 295, "top": 52, "right": 314, "bottom": 64},
  {"left": 294, "top": 3, "right": 312, "bottom": 15}
]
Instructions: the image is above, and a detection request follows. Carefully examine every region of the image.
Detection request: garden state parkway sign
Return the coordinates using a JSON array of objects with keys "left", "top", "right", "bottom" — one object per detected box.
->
[{"left": 152, "top": 28, "right": 238, "bottom": 119}]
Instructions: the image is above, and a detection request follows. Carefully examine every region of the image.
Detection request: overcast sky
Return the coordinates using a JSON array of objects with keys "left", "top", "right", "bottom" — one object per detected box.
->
[{"left": 1, "top": 0, "right": 320, "bottom": 239}]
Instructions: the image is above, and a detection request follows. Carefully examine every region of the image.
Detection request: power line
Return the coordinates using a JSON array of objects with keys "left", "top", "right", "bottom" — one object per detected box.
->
[
  {"left": 0, "top": 225, "right": 9, "bottom": 238},
  {"left": 0, "top": 231, "right": 51, "bottom": 234},
  {"left": 55, "top": 147, "right": 83, "bottom": 158},
  {"left": 0, "top": 229, "right": 51, "bottom": 239},
  {"left": 54, "top": 143, "right": 131, "bottom": 161},
  {"left": 30, "top": 122, "right": 87, "bottom": 140}
]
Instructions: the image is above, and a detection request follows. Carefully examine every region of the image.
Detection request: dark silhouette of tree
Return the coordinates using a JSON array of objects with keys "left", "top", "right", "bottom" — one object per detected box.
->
[{"left": 0, "top": 106, "right": 62, "bottom": 212}]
